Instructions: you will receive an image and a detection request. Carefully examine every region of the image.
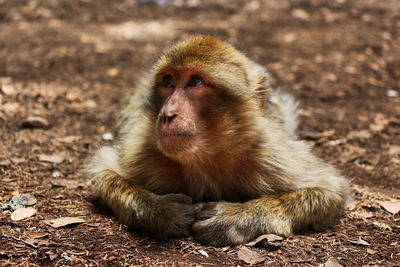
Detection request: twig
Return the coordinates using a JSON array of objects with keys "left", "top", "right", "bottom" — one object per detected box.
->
[{"left": 2, "top": 234, "right": 38, "bottom": 248}]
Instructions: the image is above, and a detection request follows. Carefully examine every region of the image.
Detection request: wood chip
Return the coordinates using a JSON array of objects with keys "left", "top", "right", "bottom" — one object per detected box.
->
[
  {"left": 43, "top": 217, "right": 85, "bottom": 228},
  {"left": 367, "top": 248, "right": 377, "bottom": 255},
  {"left": 238, "top": 247, "right": 265, "bottom": 265},
  {"left": 11, "top": 207, "right": 37, "bottom": 221},
  {"left": 39, "top": 154, "right": 64, "bottom": 164},
  {"left": 21, "top": 116, "right": 49, "bottom": 129}
]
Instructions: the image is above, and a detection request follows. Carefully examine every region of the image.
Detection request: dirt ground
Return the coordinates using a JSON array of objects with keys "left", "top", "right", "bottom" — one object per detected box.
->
[{"left": 0, "top": 0, "right": 399, "bottom": 266}]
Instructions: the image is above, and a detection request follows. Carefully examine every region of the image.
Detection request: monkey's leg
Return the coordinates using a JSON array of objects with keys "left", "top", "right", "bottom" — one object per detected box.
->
[
  {"left": 91, "top": 169, "right": 197, "bottom": 240},
  {"left": 193, "top": 187, "right": 346, "bottom": 246}
]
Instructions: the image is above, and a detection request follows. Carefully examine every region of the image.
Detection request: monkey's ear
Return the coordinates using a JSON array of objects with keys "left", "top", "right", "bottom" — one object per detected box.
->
[{"left": 255, "top": 76, "right": 270, "bottom": 109}]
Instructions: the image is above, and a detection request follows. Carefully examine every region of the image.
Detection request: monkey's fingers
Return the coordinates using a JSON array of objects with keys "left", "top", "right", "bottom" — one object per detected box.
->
[{"left": 195, "top": 201, "right": 221, "bottom": 220}]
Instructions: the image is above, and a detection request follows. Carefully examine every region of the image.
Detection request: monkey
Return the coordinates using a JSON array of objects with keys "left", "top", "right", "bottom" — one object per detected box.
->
[{"left": 87, "top": 35, "right": 349, "bottom": 246}]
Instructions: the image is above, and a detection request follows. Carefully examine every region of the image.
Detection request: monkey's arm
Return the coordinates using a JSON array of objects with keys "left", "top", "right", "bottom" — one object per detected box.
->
[
  {"left": 193, "top": 186, "right": 347, "bottom": 247},
  {"left": 88, "top": 148, "right": 197, "bottom": 240}
]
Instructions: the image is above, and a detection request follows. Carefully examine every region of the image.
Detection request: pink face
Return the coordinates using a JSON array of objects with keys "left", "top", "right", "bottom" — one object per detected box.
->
[{"left": 154, "top": 67, "right": 215, "bottom": 155}]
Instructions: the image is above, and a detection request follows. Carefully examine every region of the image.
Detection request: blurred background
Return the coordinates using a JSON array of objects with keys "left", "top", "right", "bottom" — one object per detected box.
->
[{"left": 0, "top": 0, "right": 399, "bottom": 265}]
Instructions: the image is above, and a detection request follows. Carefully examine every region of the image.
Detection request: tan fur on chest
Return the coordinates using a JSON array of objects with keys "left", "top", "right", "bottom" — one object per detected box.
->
[{"left": 127, "top": 147, "right": 267, "bottom": 202}]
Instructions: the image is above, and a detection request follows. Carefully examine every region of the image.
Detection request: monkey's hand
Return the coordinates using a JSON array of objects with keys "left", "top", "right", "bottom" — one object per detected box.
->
[
  {"left": 192, "top": 201, "right": 259, "bottom": 246},
  {"left": 141, "top": 193, "right": 199, "bottom": 240}
]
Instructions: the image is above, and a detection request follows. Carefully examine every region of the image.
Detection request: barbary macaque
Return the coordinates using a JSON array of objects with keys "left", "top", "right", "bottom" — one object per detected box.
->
[{"left": 87, "top": 36, "right": 349, "bottom": 246}]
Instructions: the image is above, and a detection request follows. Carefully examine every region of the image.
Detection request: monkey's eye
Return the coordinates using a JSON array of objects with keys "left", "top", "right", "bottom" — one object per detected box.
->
[
  {"left": 187, "top": 76, "right": 202, "bottom": 87},
  {"left": 162, "top": 76, "right": 174, "bottom": 88}
]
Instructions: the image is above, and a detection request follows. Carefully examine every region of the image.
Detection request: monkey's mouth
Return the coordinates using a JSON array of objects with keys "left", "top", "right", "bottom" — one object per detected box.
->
[{"left": 159, "top": 132, "right": 198, "bottom": 153}]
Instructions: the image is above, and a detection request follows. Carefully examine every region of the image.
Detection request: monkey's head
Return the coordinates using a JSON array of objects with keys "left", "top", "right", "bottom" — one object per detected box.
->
[{"left": 149, "top": 36, "right": 268, "bottom": 164}]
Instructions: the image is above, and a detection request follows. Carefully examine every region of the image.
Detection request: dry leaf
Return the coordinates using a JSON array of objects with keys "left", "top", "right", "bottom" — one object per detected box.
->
[
  {"left": 373, "top": 221, "right": 392, "bottom": 231},
  {"left": 43, "top": 217, "right": 85, "bottom": 228},
  {"left": 374, "top": 113, "right": 389, "bottom": 126},
  {"left": 351, "top": 211, "right": 373, "bottom": 219},
  {"left": 340, "top": 145, "right": 366, "bottom": 163},
  {"left": 324, "top": 256, "right": 343, "bottom": 267},
  {"left": 349, "top": 237, "right": 370, "bottom": 246},
  {"left": 1, "top": 84, "right": 16, "bottom": 95},
  {"left": 378, "top": 200, "right": 400, "bottom": 215},
  {"left": 347, "top": 130, "right": 371, "bottom": 139},
  {"left": 10, "top": 157, "right": 26, "bottom": 164},
  {"left": 11, "top": 207, "right": 37, "bottom": 221},
  {"left": 46, "top": 251, "right": 58, "bottom": 261},
  {"left": 367, "top": 248, "right": 377, "bottom": 255},
  {"left": 25, "top": 239, "right": 51, "bottom": 247},
  {"left": 85, "top": 99, "right": 97, "bottom": 108},
  {"left": 369, "top": 124, "right": 384, "bottom": 132},
  {"left": 292, "top": 9, "right": 310, "bottom": 20},
  {"left": 0, "top": 159, "right": 11, "bottom": 166},
  {"left": 345, "top": 199, "right": 356, "bottom": 211},
  {"left": 21, "top": 116, "right": 49, "bottom": 129},
  {"left": 39, "top": 154, "right": 64, "bottom": 164},
  {"left": 237, "top": 247, "right": 265, "bottom": 265},
  {"left": 246, "top": 234, "right": 283, "bottom": 246},
  {"left": 1, "top": 102, "right": 19, "bottom": 113}
]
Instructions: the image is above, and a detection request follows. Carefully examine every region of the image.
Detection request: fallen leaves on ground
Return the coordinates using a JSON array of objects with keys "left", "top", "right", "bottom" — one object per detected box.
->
[
  {"left": 245, "top": 234, "right": 283, "bottom": 247},
  {"left": 11, "top": 207, "right": 37, "bottom": 221},
  {"left": 323, "top": 257, "right": 343, "bottom": 267},
  {"left": 378, "top": 200, "right": 400, "bottom": 215},
  {"left": 237, "top": 247, "right": 265, "bottom": 265},
  {"left": 43, "top": 217, "right": 86, "bottom": 228}
]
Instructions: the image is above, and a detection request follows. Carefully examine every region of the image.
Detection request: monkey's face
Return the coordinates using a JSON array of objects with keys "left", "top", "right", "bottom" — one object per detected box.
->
[{"left": 153, "top": 67, "right": 219, "bottom": 159}]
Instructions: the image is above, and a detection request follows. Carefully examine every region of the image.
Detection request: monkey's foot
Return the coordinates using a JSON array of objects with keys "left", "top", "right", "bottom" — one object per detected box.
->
[
  {"left": 140, "top": 193, "right": 199, "bottom": 240},
  {"left": 192, "top": 201, "right": 255, "bottom": 247}
]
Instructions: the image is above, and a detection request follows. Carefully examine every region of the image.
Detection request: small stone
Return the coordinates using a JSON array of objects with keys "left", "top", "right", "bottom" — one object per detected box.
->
[
  {"left": 387, "top": 90, "right": 398, "bottom": 97},
  {"left": 102, "top": 132, "right": 114, "bottom": 141}
]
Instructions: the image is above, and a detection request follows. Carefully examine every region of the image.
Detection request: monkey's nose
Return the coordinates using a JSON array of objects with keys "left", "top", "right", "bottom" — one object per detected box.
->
[{"left": 161, "top": 113, "right": 177, "bottom": 125}]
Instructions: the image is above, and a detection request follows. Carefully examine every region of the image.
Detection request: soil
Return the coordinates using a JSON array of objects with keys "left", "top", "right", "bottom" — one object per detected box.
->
[{"left": 0, "top": 0, "right": 399, "bottom": 266}]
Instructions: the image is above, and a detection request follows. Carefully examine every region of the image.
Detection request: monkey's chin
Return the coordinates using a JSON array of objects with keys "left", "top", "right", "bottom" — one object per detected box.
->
[{"left": 159, "top": 134, "right": 198, "bottom": 156}]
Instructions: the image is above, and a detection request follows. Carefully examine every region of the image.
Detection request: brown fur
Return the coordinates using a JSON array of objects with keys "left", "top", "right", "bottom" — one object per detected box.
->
[{"left": 87, "top": 36, "right": 349, "bottom": 246}]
